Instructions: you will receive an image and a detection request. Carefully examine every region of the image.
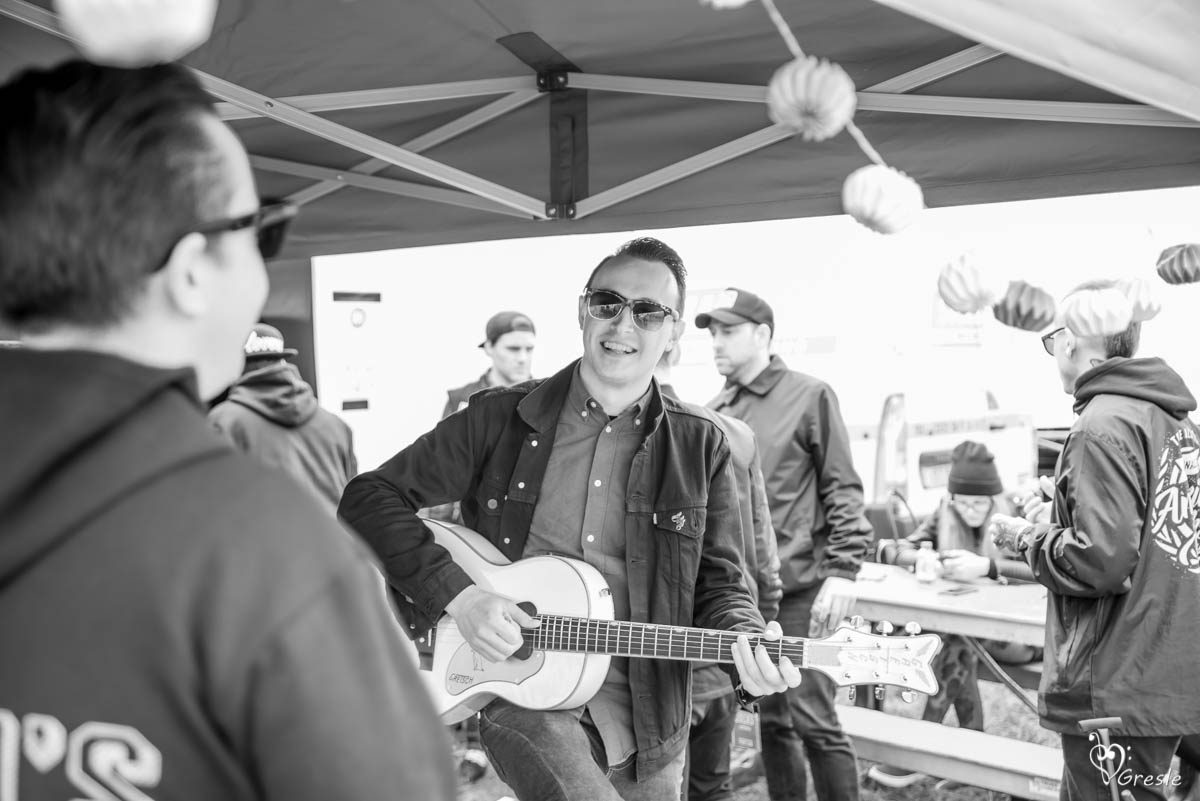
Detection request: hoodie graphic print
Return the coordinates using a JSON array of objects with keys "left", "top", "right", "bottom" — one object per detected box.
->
[{"left": 1151, "top": 428, "right": 1200, "bottom": 574}]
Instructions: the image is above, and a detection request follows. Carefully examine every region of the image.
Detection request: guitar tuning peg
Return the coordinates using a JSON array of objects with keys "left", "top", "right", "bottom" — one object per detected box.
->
[
  {"left": 849, "top": 615, "right": 865, "bottom": 630},
  {"left": 901, "top": 690, "right": 915, "bottom": 704},
  {"left": 874, "top": 686, "right": 885, "bottom": 701},
  {"left": 875, "top": 621, "right": 894, "bottom": 635},
  {"left": 847, "top": 686, "right": 857, "bottom": 703},
  {"left": 904, "top": 621, "right": 922, "bottom": 636}
]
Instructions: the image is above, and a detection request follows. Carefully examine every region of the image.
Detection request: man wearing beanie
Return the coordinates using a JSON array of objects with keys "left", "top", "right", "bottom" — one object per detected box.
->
[
  {"left": 699, "top": 288, "right": 872, "bottom": 801},
  {"left": 992, "top": 280, "right": 1200, "bottom": 800},
  {"left": 870, "top": 440, "right": 1034, "bottom": 788}
]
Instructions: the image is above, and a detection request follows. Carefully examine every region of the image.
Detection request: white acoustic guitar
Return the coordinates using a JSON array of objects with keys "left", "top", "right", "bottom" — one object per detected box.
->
[{"left": 415, "top": 518, "right": 941, "bottom": 723}]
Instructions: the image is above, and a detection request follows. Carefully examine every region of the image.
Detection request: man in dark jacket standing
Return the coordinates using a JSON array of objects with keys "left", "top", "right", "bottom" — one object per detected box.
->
[
  {"left": 210, "top": 323, "right": 357, "bottom": 511},
  {"left": 699, "top": 288, "right": 873, "bottom": 801},
  {"left": 992, "top": 280, "right": 1200, "bottom": 801},
  {"left": 0, "top": 60, "right": 453, "bottom": 801},
  {"left": 341, "top": 237, "right": 801, "bottom": 801},
  {"left": 443, "top": 310, "right": 537, "bottom": 417},
  {"left": 655, "top": 346, "right": 782, "bottom": 801}
]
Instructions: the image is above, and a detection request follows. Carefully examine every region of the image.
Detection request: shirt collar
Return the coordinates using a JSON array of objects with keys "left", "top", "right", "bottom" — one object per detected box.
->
[
  {"left": 730, "top": 354, "right": 789, "bottom": 397},
  {"left": 517, "top": 358, "right": 665, "bottom": 434},
  {"left": 566, "top": 363, "right": 652, "bottom": 427}
]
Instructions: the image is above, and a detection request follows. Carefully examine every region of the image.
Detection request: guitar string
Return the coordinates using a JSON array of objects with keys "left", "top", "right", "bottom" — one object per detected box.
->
[
  {"left": 518, "top": 615, "right": 920, "bottom": 661},
  {"left": 519, "top": 614, "right": 817, "bottom": 660}
]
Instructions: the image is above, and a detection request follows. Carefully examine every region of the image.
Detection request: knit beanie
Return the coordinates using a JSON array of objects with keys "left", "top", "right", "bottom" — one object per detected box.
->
[{"left": 947, "top": 440, "right": 1003, "bottom": 496}]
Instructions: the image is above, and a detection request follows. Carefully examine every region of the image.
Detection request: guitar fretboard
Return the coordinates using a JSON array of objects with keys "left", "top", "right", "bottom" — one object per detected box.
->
[{"left": 521, "top": 615, "right": 806, "bottom": 664}]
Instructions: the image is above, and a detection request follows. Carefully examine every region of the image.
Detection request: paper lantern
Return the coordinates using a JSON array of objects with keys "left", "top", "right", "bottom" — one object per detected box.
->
[
  {"left": 992, "top": 281, "right": 1055, "bottom": 332},
  {"left": 1061, "top": 287, "right": 1134, "bottom": 338},
  {"left": 766, "top": 57, "right": 857, "bottom": 142},
  {"left": 1116, "top": 277, "right": 1162, "bottom": 323},
  {"left": 937, "top": 254, "right": 1009, "bottom": 314},
  {"left": 1156, "top": 244, "right": 1200, "bottom": 285},
  {"left": 841, "top": 165, "right": 924, "bottom": 235},
  {"left": 57, "top": 0, "right": 217, "bottom": 67}
]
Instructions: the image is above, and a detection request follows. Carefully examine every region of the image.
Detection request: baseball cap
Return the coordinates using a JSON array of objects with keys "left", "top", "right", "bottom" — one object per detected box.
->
[
  {"left": 244, "top": 323, "right": 298, "bottom": 360},
  {"left": 694, "top": 288, "right": 774, "bottom": 333},
  {"left": 479, "top": 311, "right": 536, "bottom": 348}
]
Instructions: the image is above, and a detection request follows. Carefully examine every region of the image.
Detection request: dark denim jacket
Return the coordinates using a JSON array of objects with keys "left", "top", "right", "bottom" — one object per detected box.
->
[{"left": 340, "top": 359, "right": 764, "bottom": 777}]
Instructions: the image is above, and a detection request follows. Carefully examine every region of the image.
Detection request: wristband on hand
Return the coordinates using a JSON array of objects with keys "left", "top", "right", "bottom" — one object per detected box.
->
[{"left": 733, "top": 683, "right": 763, "bottom": 710}]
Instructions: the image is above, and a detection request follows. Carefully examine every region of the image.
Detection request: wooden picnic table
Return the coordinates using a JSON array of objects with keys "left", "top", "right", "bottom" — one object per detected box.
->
[{"left": 852, "top": 561, "right": 1048, "bottom": 648}]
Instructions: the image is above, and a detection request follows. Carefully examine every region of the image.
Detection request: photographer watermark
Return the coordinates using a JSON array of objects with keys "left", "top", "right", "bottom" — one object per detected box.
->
[{"left": 1089, "top": 738, "right": 1183, "bottom": 789}]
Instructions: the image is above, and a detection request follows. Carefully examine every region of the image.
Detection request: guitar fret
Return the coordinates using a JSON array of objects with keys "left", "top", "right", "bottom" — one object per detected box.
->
[{"left": 526, "top": 616, "right": 808, "bottom": 668}]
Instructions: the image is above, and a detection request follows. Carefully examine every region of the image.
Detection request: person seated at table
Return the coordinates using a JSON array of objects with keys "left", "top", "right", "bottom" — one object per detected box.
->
[{"left": 868, "top": 440, "right": 1038, "bottom": 789}]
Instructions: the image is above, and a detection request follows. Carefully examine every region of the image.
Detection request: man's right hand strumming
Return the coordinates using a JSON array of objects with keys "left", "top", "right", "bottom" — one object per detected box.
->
[{"left": 444, "top": 585, "right": 540, "bottom": 662}]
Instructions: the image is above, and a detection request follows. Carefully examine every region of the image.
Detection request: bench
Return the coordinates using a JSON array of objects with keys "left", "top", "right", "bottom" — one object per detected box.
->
[{"left": 838, "top": 705, "right": 1062, "bottom": 800}]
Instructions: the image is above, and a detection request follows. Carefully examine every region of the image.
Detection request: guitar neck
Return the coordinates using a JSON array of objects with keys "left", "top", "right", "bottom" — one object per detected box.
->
[{"left": 522, "top": 615, "right": 806, "bottom": 665}]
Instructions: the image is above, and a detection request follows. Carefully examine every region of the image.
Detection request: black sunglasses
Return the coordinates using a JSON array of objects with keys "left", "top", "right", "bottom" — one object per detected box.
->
[
  {"left": 1041, "top": 326, "right": 1065, "bottom": 356},
  {"left": 583, "top": 288, "right": 678, "bottom": 332},
  {"left": 192, "top": 199, "right": 297, "bottom": 259},
  {"left": 153, "top": 199, "right": 297, "bottom": 271}
]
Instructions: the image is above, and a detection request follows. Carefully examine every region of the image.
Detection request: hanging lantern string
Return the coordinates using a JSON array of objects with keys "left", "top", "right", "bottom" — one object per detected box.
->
[
  {"left": 846, "top": 121, "right": 887, "bottom": 166},
  {"left": 758, "top": 0, "right": 889, "bottom": 168},
  {"left": 759, "top": 0, "right": 805, "bottom": 59}
]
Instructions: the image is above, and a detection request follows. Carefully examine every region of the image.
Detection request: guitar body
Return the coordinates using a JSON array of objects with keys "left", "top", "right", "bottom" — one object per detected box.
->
[
  {"left": 420, "top": 518, "right": 615, "bottom": 723},
  {"left": 415, "top": 518, "right": 942, "bottom": 723}
]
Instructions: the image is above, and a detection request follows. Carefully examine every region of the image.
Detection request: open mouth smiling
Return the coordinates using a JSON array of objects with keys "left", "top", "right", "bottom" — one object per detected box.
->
[{"left": 601, "top": 341, "right": 637, "bottom": 355}]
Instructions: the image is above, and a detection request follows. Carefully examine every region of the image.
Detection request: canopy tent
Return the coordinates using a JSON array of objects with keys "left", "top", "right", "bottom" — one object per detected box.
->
[{"left": 2, "top": 0, "right": 1199, "bottom": 260}]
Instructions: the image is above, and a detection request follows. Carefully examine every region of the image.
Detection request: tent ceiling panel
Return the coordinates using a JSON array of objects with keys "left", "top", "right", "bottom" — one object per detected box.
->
[{"left": 1, "top": 0, "right": 1197, "bottom": 258}]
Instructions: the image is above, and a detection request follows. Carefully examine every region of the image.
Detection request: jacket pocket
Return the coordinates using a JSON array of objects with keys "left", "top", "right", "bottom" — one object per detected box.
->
[
  {"left": 469, "top": 478, "right": 507, "bottom": 537},
  {"left": 652, "top": 506, "right": 706, "bottom": 611},
  {"left": 1047, "top": 595, "right": 1093, "bottom": 694}
]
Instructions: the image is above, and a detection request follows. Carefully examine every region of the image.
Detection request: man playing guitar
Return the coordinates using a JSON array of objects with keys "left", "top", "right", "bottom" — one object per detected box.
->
[{"left": 340, "top": 237, "right": 802, "bottom": 801}]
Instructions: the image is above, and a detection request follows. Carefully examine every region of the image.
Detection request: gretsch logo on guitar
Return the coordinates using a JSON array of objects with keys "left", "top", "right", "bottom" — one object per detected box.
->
[{"left": 416, "top": 518, "right": 942, "bottom": 724}]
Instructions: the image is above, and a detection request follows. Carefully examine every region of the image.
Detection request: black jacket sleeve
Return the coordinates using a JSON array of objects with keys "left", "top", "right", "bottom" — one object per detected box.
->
[
  {"left": 338, "top": 402, "right": 493, "bottom": 627},
  {"left": 806, "top": 386, "right": 873, "bottom": 580},
  {"left": 1025, "top": 431, "right": 1143, "bottom": 597}
]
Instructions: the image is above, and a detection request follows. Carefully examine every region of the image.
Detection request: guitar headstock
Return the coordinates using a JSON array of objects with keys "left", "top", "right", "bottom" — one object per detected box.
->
[{"left": 804, "top": 624, "right": 941, "bottom": 695}]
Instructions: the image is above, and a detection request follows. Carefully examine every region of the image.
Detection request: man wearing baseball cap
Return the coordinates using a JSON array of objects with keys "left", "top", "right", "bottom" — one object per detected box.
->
[
  {"left": 442, "top": 311, "right": 537, "bottom": 418},
  {"left": 698, "top": 287, "right": 873, "bottom": 801},
  {"left": 209, "top": 323, "right": 358, "bottom": 512},
  {"left": 436, "top": 309, "right": 537, "bottom": 782}
]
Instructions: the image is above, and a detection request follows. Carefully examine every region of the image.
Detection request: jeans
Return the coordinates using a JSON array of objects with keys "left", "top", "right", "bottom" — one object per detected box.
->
[
  {"left": 479, "top": 699, "right": 685, "bottom": 801},
  {"left": 759, "top": 585, "right": 860, "bottom": 801},
  {"left": 685, "top": 692, "right": 738, "bottom": 801},
  {"left": 1060, "top": 732, "right": 1180, "bottom": 801}
]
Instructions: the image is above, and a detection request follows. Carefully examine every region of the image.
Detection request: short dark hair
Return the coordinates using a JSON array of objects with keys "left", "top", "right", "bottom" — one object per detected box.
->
[
  {"left": 0, "top": 60, "right": 230, "bottom": 331},
  {"left": 1066, "top": 279, "right": 1140, "bottom": 358},
  {"left": 585, "top": 237, "right": 687, "bottom": 311}
]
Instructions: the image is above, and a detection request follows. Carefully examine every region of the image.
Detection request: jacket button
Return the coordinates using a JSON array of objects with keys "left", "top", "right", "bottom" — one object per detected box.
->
[
  {"left": 531, "top": 440, "right": 538, "bottom": 448},
  {"left": 503, "top": 538, "right": 511, "bottom": 544},
  {"left": 517, "top": 481, "right": 525, "bottom": 489},
  {"left": 487, "top": 499, "right": 498, "bottom": 510}
]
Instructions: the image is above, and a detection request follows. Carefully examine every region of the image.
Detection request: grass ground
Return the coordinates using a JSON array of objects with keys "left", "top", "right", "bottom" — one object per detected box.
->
[{"left": 456, "top": 681, "right": 1058, "bottom": 801}]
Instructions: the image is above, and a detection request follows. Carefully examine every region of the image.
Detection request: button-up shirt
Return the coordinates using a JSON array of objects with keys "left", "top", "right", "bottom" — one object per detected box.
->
[{"left": 525, "top": 366, "right": 650, "bottom": 767}]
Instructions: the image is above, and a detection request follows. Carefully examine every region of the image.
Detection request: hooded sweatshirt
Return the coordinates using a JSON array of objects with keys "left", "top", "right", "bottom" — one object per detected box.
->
[
  {"left": 208, "top": 360, "right": 356, "bottom": 511},
  {"left": 1024, "top": 357, "right": 1200, "bottom": 735},
  {"left": 0, "top": 348, "right": 454, "bottom": 801}
]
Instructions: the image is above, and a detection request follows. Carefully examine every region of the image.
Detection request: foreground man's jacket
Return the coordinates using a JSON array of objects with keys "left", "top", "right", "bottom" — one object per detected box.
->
[{"left": 0, "top": 348, "right": 454, "bottom": 801}]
